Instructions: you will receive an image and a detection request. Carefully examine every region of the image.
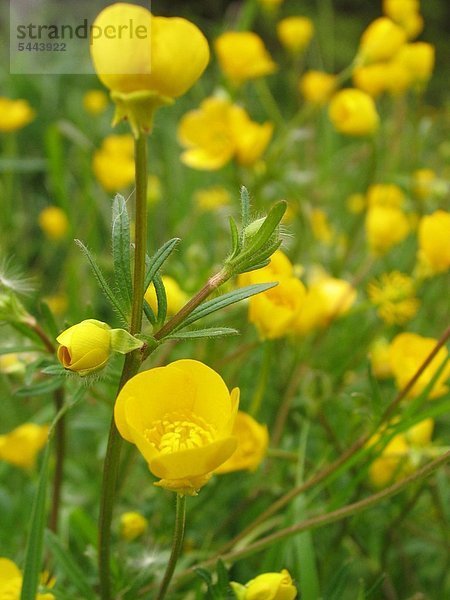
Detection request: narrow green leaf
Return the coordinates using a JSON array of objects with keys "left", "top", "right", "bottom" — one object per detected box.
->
[
  {"left": 16, "top": 377, "right": 64, "bottom": 396},
  {"left": 41, "top": 364, "right": 66, "bottom": 376},
  {"left": 145, "top": 238, "right": 181, "bottom": 290},
  {"left": 45, "top": 530, "right": 96, "bottom": 600},
  {"left": 173, "top": 283, "right": 276, "bottom": 332},
  {"left": 143, "top": 300, "right": 156, "bottom": 325},
  {"left": 75, "top": 239, "right": 128, "bottom": 323},
  {"left": 153, "top": 272, "right": 167, "bottom": 325},
  {"left": 112, "top": 194, "right": 133, "bottom": 312},
  {"left": 21, "top": 441, "right": 51, "bottom": 600},
  {"left": 242, "top": 201, "right": 286, "bottom": 257},
  {"left": 228, "top": 216, "right": 241, "bottom": 260},
  {"left": 166, "top": 327, "right": 239, "bottom": 341},
  {"left": 240, "top": 186, "right": 251, "bottom": 231}
]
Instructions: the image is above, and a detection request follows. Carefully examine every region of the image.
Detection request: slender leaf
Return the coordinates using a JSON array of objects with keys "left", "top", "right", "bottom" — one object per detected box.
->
[
  {"left": 143, "top": 300, "right": 156, "bottom": 325},
  {"left": 21, "top": 442, "right": 51, "bottom": 600},
  {"left": 75, "top": 239, "right": 128, "bottom": 323},
  {"left": 240, "top": 186, "right": 251, "bottom": 230},
  {"left": 41, "top": 364, "right": 66, "bottom": 376},
  {"left": 16, "top": 377, "right": 64, "bottom": 396},
  {"left": 145, "top": 238, "right": 181, "bottom": 290},
  {"left": 228, "top": 216, "right": 241, "bottom": 260},
  {"left": 45, "top": 530, "right": 96, "bottom": 600},
  {"left": 166, "top": 327, "right": 239, "bottom": 341},
  {"left": 153, "top": 272, "right": 167, "bottom": 325},
  {"left": 112, "top": 194, "right": 133, "bottom": 312}
]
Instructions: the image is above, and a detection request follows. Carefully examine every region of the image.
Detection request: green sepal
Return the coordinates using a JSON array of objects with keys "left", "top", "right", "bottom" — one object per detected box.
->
[
  {"left": 111, "top": 89, "right": 173, "bottom": 137},
  {"left": 110, "top": 328, "right": 144, "bottom": 354}
]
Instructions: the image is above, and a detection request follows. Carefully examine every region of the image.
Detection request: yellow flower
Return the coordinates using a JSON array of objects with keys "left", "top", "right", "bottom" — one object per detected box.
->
[
  {"left": 120, "top": 511, "right": 148, "bottom": 541},
  {"left": 395, "top": 42, "right": 435, "bottom": 84},
  {"left": 365, "top": 205, "right": 410, "bottom": 254},
  {"left": 194, "top": 186, "right": 231, "bottom": 212},
  {"left": 0, "top": 557, "right": 54, "bottom": 600},
  {"left": 231, "top": 569, "right": 297, "bottom": 600},
  {"left": 215, "top": 411, "right": 269, "bottom": 474},
  {"left": 328, "top": 89, "right": 379, "bottom": 136},
  {"left": 398, "top": 11, "right": 424, "bottom": 40},
  {"left": 383, "top": 0, "right": 419, "bottom": 22},
  {"left": 238, "top": 249, "right": 294, "bottom": 288},
  {"left": 405, "top": 418, "right": 434, "bottom": 446},
  {"left": 38, "top": 206, "right": 69, "bottom": 241},
  {"left": 366, "top": 183, "right": 405, "bottom": 209},
  {"left": 0, "top": 97, "right": 35, "bottom": 132},
  {"left": 249, "top": 276, "right": 306, "bottom": 340},
  {"left": 82, "top": 89, "right": 109, "bottom": 115},
  {"left": 310, "top": 208, "right": 334, "bottom": 244},
  {"left": 367, "top": 271, "right": 419, "bottom": 325},
  {"left": 90, "top": 3, "right": 209, "bottom": 134},
  {"left": 346, "top": 193, "right": 366, "bottom": 214},
  {"left": 215, "top": 31, "right": 277, "bottom": 85},
  {"left": 299, "top": 70, "right": 337, "bottom": 105},
  {"left": 389, "top": 332, "right": 450, "bottom": 399},
  {"left": 178, "top": 97, "right": 273, "bottom": 170},
  {"left": 295, "top": 276, "right": 356, "bottom": 334},
  {"left": 352, "top": 63, "right": 388, "bottom": 97},
  {"left": 417, "top": 210, "right": 450, "bottom": 275},
  {"left": 44, "top": 293, "right": 68, "bottom": 316},
  {"left": 358, "top": 17, "right": 406, "bottom": 64},
  {"left": 0, "top": 424, "right": 48, "bottom": 470},
  {"left": 93, "top": 134, "right": 135, "bottom": 192},
  {"left": 276, "top": 17, "right": 314, "bottom": 55},
  {"left": 412, "top": 168, "right": 436, "bottom": 200},
  {"left": 115, "top": 360, "right": 239, "bottom": 495},
  {"left": 0, "top": 353, "right": 27, "bottom": 376},
  {"left": 369, "top": 338, "right": 393, "bottom": 379},
  {"left": 144, "top": 275, "right": 188, "bottom": 317},
  {"left": 57, "top": 319, "right": 112, "bottom": 376}
]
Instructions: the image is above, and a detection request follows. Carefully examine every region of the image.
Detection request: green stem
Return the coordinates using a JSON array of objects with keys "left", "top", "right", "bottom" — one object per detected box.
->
[
  {"left": 98, "top": 133, "right": 148, "bottom": 600},
  {"left": 255, "top": 79, "right": 285, "bottom": 130},
  {"left": 156, "top": 494, "right": 187, "bottom": 600}
]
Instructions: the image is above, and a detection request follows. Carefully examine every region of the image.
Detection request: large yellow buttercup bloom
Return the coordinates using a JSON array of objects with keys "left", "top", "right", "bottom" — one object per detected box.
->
[
  {"left": 0, "top": 558, "right": 54, "bottom": 600},
  {"left": 328, "top": 89, "right": 379, "bottom": 136},
  {"left": 0, "top": 423, "right": 49, "bottom": 470},
  {"left": 358, "top": 17, "right": 406, "bottom": 64},
  {"left": 215, "top": 31, "right": 277, "bottom": 85},
  {"left": 0, "top": 97, "right": 35, "bottom": 132},
  {"left": 90, "top": 3, "right": 209, "bottom": 134},
  {"left": 231, "top": 569, "right": 297, "bottom": 600},
  {"left": 115, "top": 360, "right": 239, "bottom": 495},
  {"left": 417, "top": 210, "right": 450, "bottom": 275}
]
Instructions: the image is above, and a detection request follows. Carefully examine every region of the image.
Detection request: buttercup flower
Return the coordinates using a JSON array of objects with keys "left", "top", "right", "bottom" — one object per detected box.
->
[
  {"left": 38, "top": 206, "right": 69, "bottom": 241},
  {"left": 0, "top": 423, "right": 49, "bottom": 470},
  {"left": 90, "top": 3, "right": 209, "bottom": 134},
  {"left": 215, "top": 411, "right": 269, "bottom": 474},
  {"left": 365, "top": 205, "right": 410, "bottom": 254},
  {"left": 144, "top": 275, "right": 188, "bottom": 317},
  {"left": 369, "top": 338, "right": 393, "bottom": 379},
  {"left": 0, "top": 557, "right": 54, "bottom": 600},
  {"left": 215, "top": 31, "right": 277, "bottom": 85},
  {"left": 383, "top": 0, "right": 423, "bottom": 39},
  {"left": 0, "top": 97, "right": 35, "bottom": 132},
  {"left": 114, "top": 360, "right": 240, "bottom": 495},
  {"left": 82, "top": 89, "right": 109, "bottom": 115},
  {"left": 389, "top": 332, "right": 450, "bottom": 399},
  {"left": 328, "top": 89, "right": 379, "bottom": 136},
  {"left": 120, "top": 511, "right": 148, "bottom": 541},
  {"left": 358, "top": 17, "right": 406, "bottom": 64},
  {"left": 299, "top": 70, "right": 337, "bottom": 105},
  {"left": 366, "top": 183, "right": 405, "bottom": 209},
  {"left": 93, "top": 134, "right": 135, "bottom": 192},
  {"left": 367, "top": 271, "right": 419, "bottom": 325},
  {"left": 352, "top": 64, "right": 388, "bottom": 97},
  {"left": 417, "top": 210, "right": 450, "bottom": 275},
  {"left": 178, "top": 96, "right": 273, "bottom": 170},
  {"left": 276, "top": 17, "right": 314, "bottom": 55},
  {"left": 231, "top": 569, "right": 297, "bottom": 600},
  {"left": 394, "top": 43, "right": 435, "bottom": 84}
]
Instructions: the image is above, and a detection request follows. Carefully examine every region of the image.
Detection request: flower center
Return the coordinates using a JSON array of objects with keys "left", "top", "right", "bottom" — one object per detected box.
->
[{"left": 144, "top": 412, "right": 215, "bottom": 455}]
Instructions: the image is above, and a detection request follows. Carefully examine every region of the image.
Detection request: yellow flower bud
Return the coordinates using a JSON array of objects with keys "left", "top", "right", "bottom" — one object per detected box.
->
[
  {"left": 232, "top": 569, "right": 297, "bottom": 600},
  {"left": 0, "top": 423, "right": 49, "bottom": 470},
  {"left": 352, "top": 64, "right": 388, "bottom": 97},
  {"left": 358, "top": 17, "right": 406, "bottom": 64},
  {"left": 399, "top": 11, "right": 424, "bottom": 40},
  {"left": 38, "top": 206, "right": 69, "bottom": 241},
  {"left": 57, "top": 319, "right": 112, "bottom": 376},
  {"left": 299, "top": 70, "right": 337, "bottom": 105},
  {"left": 383, "top": 0, "right": 419, "bottom": 22},
  {"left": 115, "top": 360, "right": 239, "bottom": 495},
  {"left": 120, "top": 511, "right": 148, "bottom": 541},
  {"left": 328, "top": 89, "right": 379, "bottom": 136},
  {"left": 215, "top": 31, "right": 277, "bottom": 85},
  {"left": 276, "top": 16, "right": 314, "bottom": 55},
  {"left": 215, "top": 411, "right": 269, "bottom": 474},
  {"left": 82, "top": 89, "right": 109, "bottom": 115},
  {"left": 417, "top": 210, "right": 450, "bottom": 275},
  {"left": 93, "top": 134, "right": 135, "bottom": 192},
  {"left": 365, "top": 205, "right": 410, "bottom": 254},
  {"left": 395, "top": 42, "right": 435, "bottom": 84},
  {"left": 90, "top": 3, "right": 209, "bottom": 135},
  {"left": 0, "top": 97, "right": 35, "bottom": 132},
  {"left": 144, "top": 275, "right": 188, "bottom": 316}
]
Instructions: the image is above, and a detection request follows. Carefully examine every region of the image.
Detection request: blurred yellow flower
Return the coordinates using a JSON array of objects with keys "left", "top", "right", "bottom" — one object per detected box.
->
[
  {"left": 310, "top": 208, "right": 334, "bottom": 244},
  {"left": 0, "top": 557, "right": 55, "bottom": 600},
  {"left": 389, "top": 332, "right": 450, "bottom": 399},
  {"left": 38, "top": 206, "right": 69, "bottom": 241},
  {"left": 0, "top": 423, "right": 48, "bottom": 470},
  {"left": 90, "top": 3, "right": 209, "bottom": 134},
  {"left": 383, "top": 0, "right": 423, "bottom": 39},
  {"left": 114, "top": 359, "right": 239, "bottom": 495},
  {"left": 367, "top": 271, "right": 419, "bottom": 325},
  {"left": 366, "top": 183, "right": 405, "bottom": 209},
  {"left": 93, "top": 134, "right": 135, "bottom": 192},
  {"left": 44, "top": 293, "right": 68, "bottom": 316},
  {"left": 249, "top": 276, "right": 306, "bottom": 340},
  {"left": 0, "top": 353, "right": 26, "bottom": 376},
  {"left": 258, "top": 0, "right": 284, "bottom": 10},
  {"left": 147, "top": 174, "right": 162, "bottom": 205},
  {"left": 144, "top": 275, "right": 188, "bottom": 317},
  {"left": 215, "top": 31, "right": 277, "bottom": 85},
  {"left": 82, "top": 89, "right": 109, "bottom": 115},
  {"left": 231, "top": 569, "right": 297, "bottom": 600},
  {"left": 369, "top": 338, "right": 393, "bottom": 379},
  {"left": 365, "top": 205, "right": 410, "bottom": 254},
  {"left": 276, "top": 17, "right": 314, "bottom": 55},
  {"left": 417, "top": 210, "right": 450, "bottom": 275},
  {"left": 352, "top": 64, "right": 388, "bottom": 97},
  {"left": 395, "top": 42, "right": 435, "bottom": 84},
  {"left": 194, "top": 186, "right": 231, "bottom": 212},
  {"left": 412, "top": 168, "right": 436, "bottom": 200},
  {"left": 178, "top": 97, "right": 273, "bottom": 170},
  {"left": 328, "top": 89, "right": 379, "bottom": 136},
  {"left": 57, "top": 319, "right": 112, "bottom": 376},
  {"left": 120, "top": 511, "right": 148, "bottom": 541},
  {"left": 358, "top": 17, "right": 406, "bottom": 64},
  {"left": 346, "top": 193, "right": 366, "bottom": 214},
  {"left": 299, "top": 70, "right": 337, "bottom": 105},
  {"left": 0, "top": 97, "right": 35, "bottom": 132},
  {"left": 215, "top": 411, "right": 269, "bottom": 474},
  {"left": 399, "top": 11, "right": 424, "bottom": 39}
]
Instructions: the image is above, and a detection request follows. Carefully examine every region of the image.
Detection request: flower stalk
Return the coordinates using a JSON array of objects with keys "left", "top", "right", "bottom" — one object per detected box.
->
[{"left": 156, "top": 494, "right": 187, "bottom": 600}]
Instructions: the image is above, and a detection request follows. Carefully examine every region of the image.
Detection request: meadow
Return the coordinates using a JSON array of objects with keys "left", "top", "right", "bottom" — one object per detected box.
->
[{"left": 0, "top": 1, "right": 449, "bottom": 599}]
